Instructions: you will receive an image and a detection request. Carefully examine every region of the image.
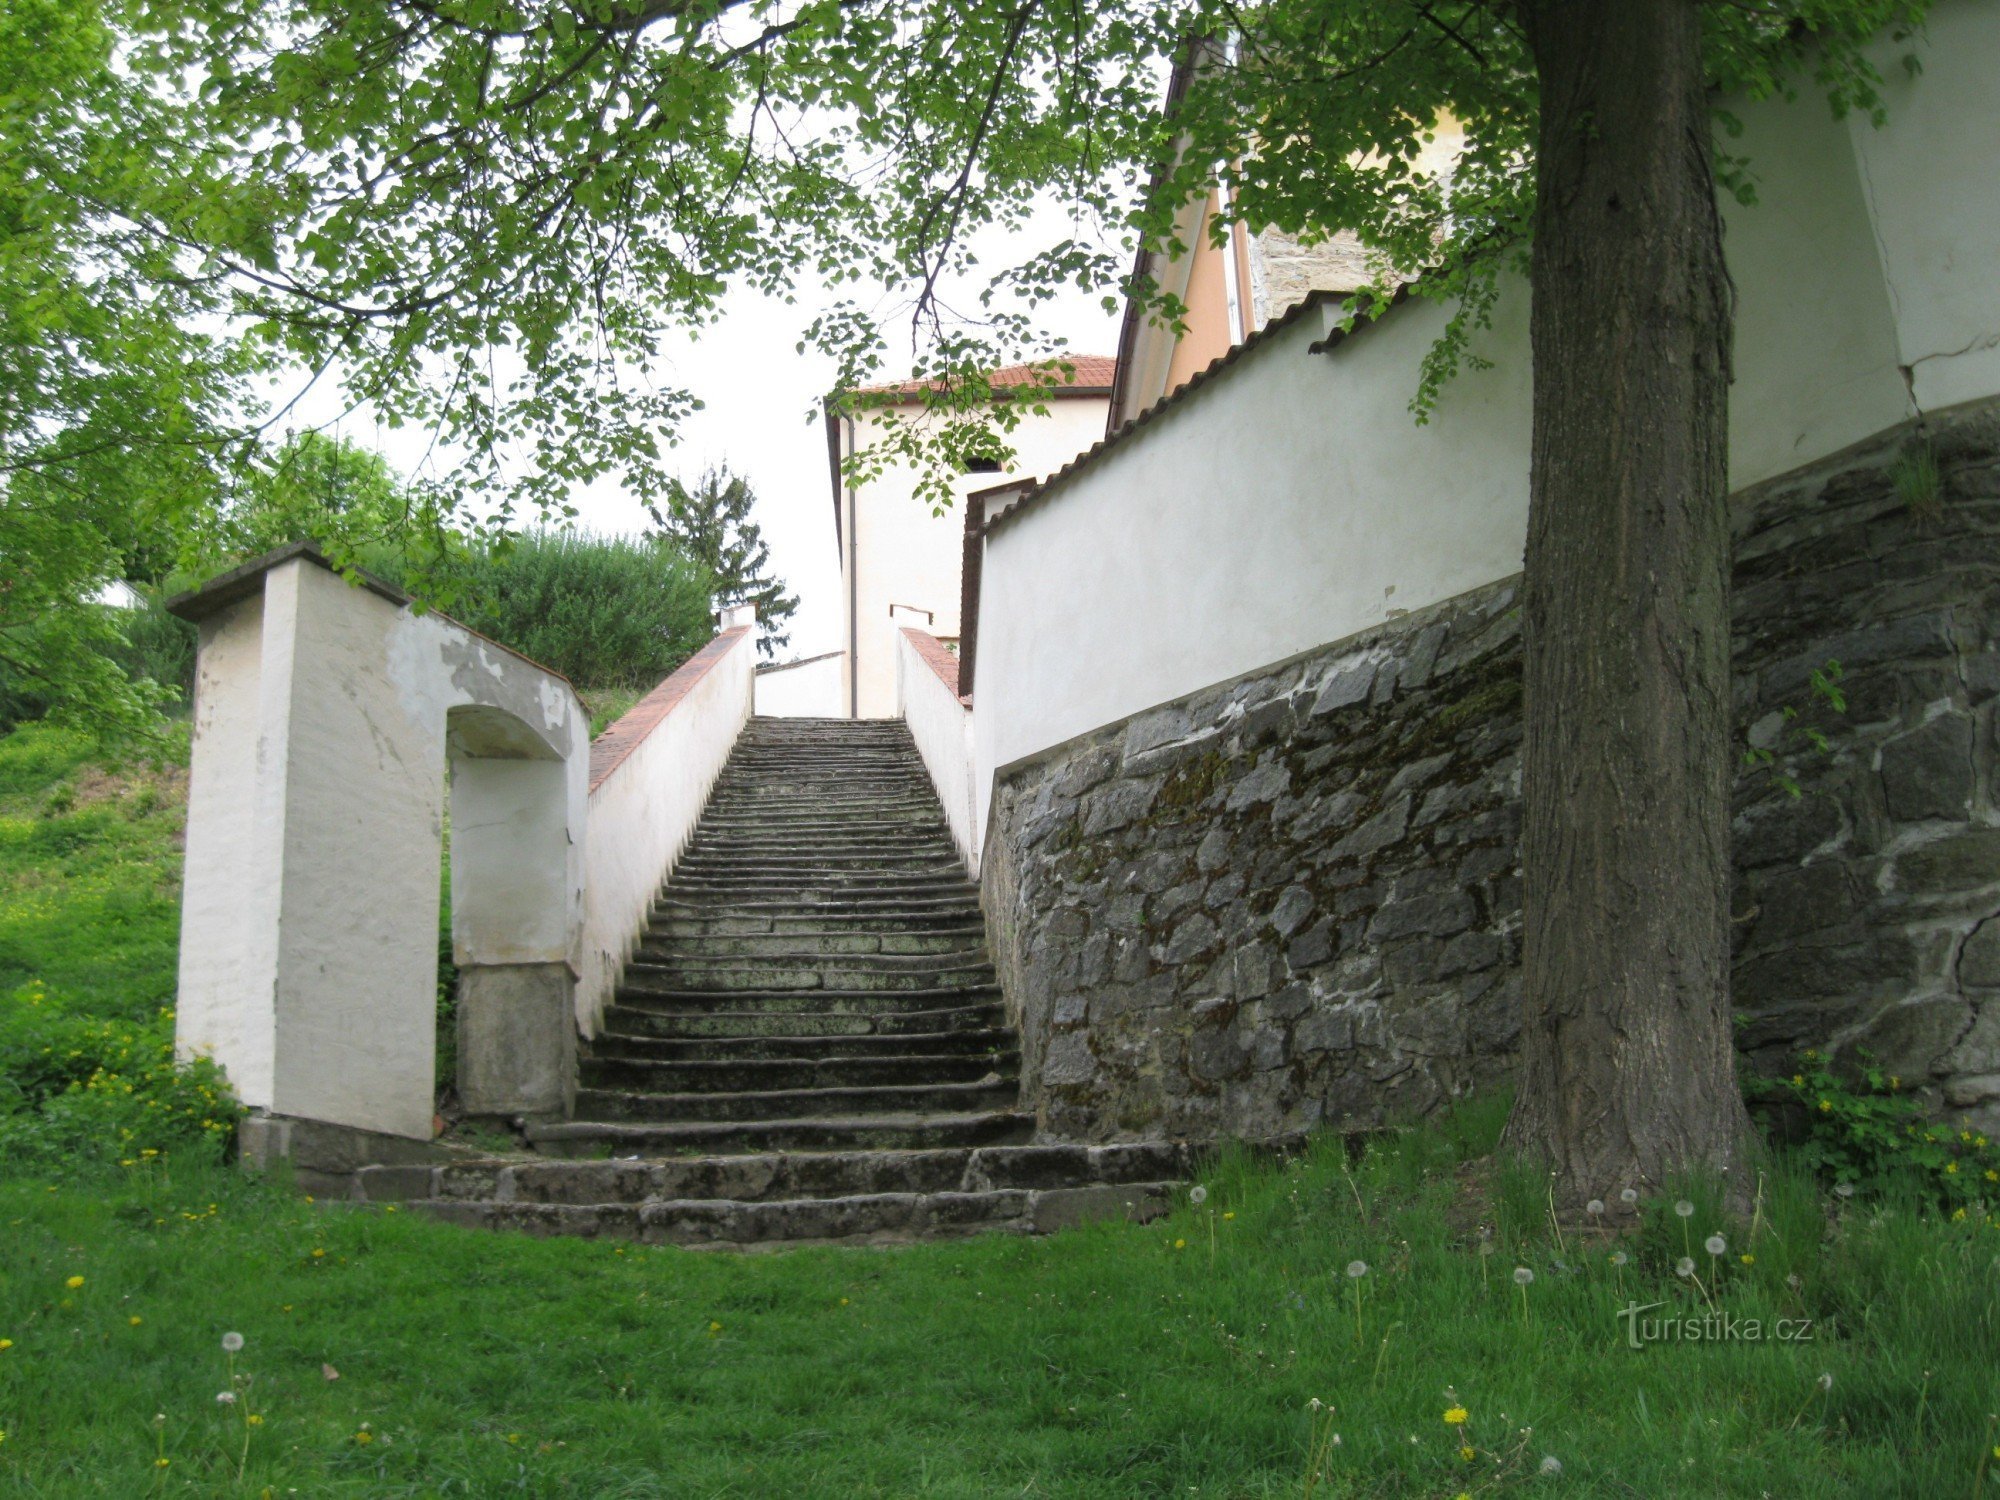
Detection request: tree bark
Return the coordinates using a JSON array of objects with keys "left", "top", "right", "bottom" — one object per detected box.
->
[{"left": 1503, "top": 0, "right": 1752, "bottom": 1203}]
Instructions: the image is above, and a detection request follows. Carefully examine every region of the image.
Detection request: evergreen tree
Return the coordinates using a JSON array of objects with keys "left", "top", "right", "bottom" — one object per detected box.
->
[{"left": 648, "top": 468, "right": 799, "bottom": 658}]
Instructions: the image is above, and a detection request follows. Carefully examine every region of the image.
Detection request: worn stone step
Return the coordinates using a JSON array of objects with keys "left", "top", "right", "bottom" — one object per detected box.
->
[
  {"left": 632, "top": 952, "right": 992, "bottom": 988},
  {"left": 579, "top": 1050, "right": 1016, "bottom": 1096},
  {"left": 661, "top": 882, "right": 980, "bottom": 908},
  {"left": 620, "top": 968, "right": 996, "bottom": 1004},
  {"left": 634, "top": 927, "right": 986, "bottom": 959},
  {"left": 671, "top": 857, "right": 969, "bottom": 882},
  {"left": 360, "top": 1146, "right": 1184, "bottom": 1213},
  {"left": 576, "top": 1064, "right": 1016, "bottom": 1120},
  {"left": 652, "top": 900, "right": 980, "bottom": 924},
  {"left": 599, "top": 1003, "right": 1007, "bottom": 1040},
  {"left": 649, "top": 910, "right": 987, "bottom": 938},
  {"left": 683, "top": 831, "right": 954, "bottom": 852},
  {"left": 405, "top": 1184, "right": 1172, "bottom": 1247},
  {"left": 360, "top": 1143, "right": 1183, "bottom": 1208},
  {"left": 574, "top": 1073, "right": 1018, "bottom": 1124},
  {"left": 691, "top": 813, "right": 945, "bottom": 836},
  {"left": 525, "top": 1108, "right": 1036, "bottom": 1156},
  {"left": 587, "top": 1025, "right": 1015, "bottom": 1062}
]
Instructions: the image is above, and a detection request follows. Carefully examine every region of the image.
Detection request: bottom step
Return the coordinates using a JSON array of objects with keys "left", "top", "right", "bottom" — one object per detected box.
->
[{"left": 406, "top": 1182, "right": 1174, "bottom": 1248}]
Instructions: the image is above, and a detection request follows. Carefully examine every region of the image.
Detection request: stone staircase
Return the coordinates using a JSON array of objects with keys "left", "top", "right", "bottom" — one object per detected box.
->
[{"left": 357, "top": 717, "right": 1180, "bottom": 1247}]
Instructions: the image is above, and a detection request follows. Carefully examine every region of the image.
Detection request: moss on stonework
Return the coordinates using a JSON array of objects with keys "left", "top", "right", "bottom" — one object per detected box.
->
[
  {"left": 1402, "top": 673, "right": 1522, "bottom": 754},
  {"left": 1153, "top": 750, "right": 1228, "bottom": 820}
]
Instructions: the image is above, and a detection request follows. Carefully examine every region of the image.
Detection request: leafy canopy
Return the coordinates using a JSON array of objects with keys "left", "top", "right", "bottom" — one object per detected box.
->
[{"left": 5, "top": 0, "right": 1930, "bottom": 731}]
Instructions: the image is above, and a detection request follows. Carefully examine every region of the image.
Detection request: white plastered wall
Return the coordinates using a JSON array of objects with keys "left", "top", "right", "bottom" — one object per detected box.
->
[
  {"left": 843, "top": 396, "right": 1109, "bottom": 719},
  {"left": 973, "top": 0, "right": 2000, "bottom": 851},
  {"left": 755, "top": 653, "right": 845, "bottom": 717},
  {"left": 177, "top": 556, "right": 589, "bottom": 1140},
  {"left": 896, "top": 629, "right": 980, "bottom": 875},
  {"left": 576, "top": 628, "right": 756, "bottom": 1034}
]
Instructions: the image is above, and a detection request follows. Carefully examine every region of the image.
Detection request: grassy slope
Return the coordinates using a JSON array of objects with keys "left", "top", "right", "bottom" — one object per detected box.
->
[
  {"left": 0, "top": 725, "right": 186, "bottom": 1023},
  {"left": 2, "top": 726, "right": 1997, "bottom": 1497}
]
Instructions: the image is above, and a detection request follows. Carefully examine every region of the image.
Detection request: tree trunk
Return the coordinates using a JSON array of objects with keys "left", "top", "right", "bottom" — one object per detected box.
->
[{"left": 1503, "top": 0, "right": 1752, "bottom": 1203}]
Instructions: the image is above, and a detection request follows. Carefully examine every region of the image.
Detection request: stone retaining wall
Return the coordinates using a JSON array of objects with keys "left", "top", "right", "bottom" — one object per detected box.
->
[{"left": 984, "top": 400, "right": 2000, "bottom": 1143}]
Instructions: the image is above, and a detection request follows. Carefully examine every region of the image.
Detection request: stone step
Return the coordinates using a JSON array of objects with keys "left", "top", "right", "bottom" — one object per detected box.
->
[
  {"left": 578, "top": 1049, "right": 1018, "bottom": 1094},
  {"left": 403, "top": 1183, "right": 1173, "bottom": 1248},
  {"left": 691, "top": 812, "right": 947, "bottom": 835},
  {"left": 620, "top": 968, "right": 996, "bottom": 1004},
  {"left": 588, "top": 1025, "right": 1015, "bottom": 1061},
  {"left": 634, "top": 927, "right": 987, "bottom": 959},
  {"left": 649, "top": 910, "right": 987, "bottom": 938},
  {"left": 599, "top": 1002, "right": 1007, "bottom": 1040},
  {"left": 367, "top": 1141, "right": 1187, "bottom": 1206},
  {"left": 633, "top": 948, "right": 992, "bottom": 974},
  {"left": 525, "top": 1108, "right": 1037, "bottom": 1156},
  {"left": 573, "top": 1076, "right": 1018, "bottom": 1124},
  {"left": 670, "top": 857, "right": 969, "bottom": 882},
  {"left": 682, "top": 830, "right": 954, "bottom": 851},
  {"left": 660, "top": 876, "right": 980, "bottom": 900},
  {"left": 656, "top": 900, "right": 984, "bottom": 924}
]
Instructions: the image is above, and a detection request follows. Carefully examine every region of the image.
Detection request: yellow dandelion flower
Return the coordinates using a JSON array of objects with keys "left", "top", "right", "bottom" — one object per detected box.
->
[
  {"left": 128, "top": 1316, "right": 142, "bottom": 1327},
  {"left": 155, "top": 1458, "right": 170, "bottom": 1469},
  {"left": 353, "top": 1431, "right": 373, "bottom": 1446},
  {"left": 1953, "top": 1207, "right": 1968, "bottom": 1221},
  {"left": 0, "top": 1339, "right": 12, "bottom": 1351},
  {"left": 311, "top": 1248, "right": 326, "bottom": 1259},
  {"left": 1946, "top": 1162, "right": 1960, "bottom": 1175},
  {"left": 1818, "top": 1098, "right": 1833, "bottom": 1113},
  {"left": 1791, "top": 1074, "right": 1804, "bottom": 1086},
  {"left": 64, "top": 1276, "right": 84, "bottom": 1290},
  {"left": 1443, "top": 1407, "right": 1469, "bottom": 1426},
  {"left": 1223, "top": 1211, "right": 1236, "bottom": 1221},
  {"left": 839, "top": 1298, "right": 850, "bottom": 1306},
  {"left": 708, "top": 1321, "right": 723, "bottom": 1334},
  {"left": 1740, "top": 1254, "right": 1755, "bottom": 1266},
  {"left": 247, "top": 1414, "right": 263, "bottom": 1427},
  {"left": 1174, "top": 1238, "right": 1186, "bottom": 1250}
]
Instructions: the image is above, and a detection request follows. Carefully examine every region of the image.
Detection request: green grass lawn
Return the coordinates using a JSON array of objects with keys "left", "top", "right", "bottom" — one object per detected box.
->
[{"left": 3, "top": 724, "right": 1998, "bottom": 1497}]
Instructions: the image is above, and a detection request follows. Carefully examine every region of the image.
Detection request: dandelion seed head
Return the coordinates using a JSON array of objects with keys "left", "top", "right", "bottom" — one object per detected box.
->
[
  {"left": 1610, "top": 1251, "right": 1629, "bottom": 1267},
  {"left": 221, "top": 1331, "right": 244, "bottom": 1353},
  {"left": 1676, "top": 1257, "right": 1695, "bottom": 1278},
  {"left": 1833, "top": 1183, "right": 1856, "bottom": 1199},
  {"left": 1346, "top": 1260, "right": 1369, "bottom": 1279},
  {"left": 1817, "top": 1372, "right": 1834, "bottom": 1392},
  {"left": 216, "top": 1391, "right": 236, "bottom": 1406},
  {"left": 1620, "top": 1187, "right": 1639, "bottom": 1205},
  {"left": 1674, "top": 1200, "right": 1694, "bottom": 1218},
  {"left": 1586, "top": 1199, "right": 1605, "bottom": 1216},
  {"left": 1705, "top": 1235, "right": 1727, "bottom": 1256},
  {"left": 1188, "top": 1185, "right": 1208, "bottom": 1205},
  {"left": 1539, "top": 1455, "right": 1563, "bottom": 1475},
  {"left": 1513, "top": 1267, "right": 1534, "bottom": 1286}
]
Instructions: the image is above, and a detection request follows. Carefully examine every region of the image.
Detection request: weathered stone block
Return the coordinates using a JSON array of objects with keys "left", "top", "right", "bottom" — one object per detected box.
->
[
  {"left": 1268, "top": 884, "right": 1315, "bottom": 938},
  {"left": 1879, "top": 712, "right": 1975, "bottom": 823},
  {"left": 1081, "top": 777, "right": 1161, "bottom": 835}
]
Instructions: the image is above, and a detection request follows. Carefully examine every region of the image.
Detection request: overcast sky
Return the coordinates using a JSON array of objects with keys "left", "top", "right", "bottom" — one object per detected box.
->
[{"left": 295, "top": 213, "right": 1126, "bottom": 664}]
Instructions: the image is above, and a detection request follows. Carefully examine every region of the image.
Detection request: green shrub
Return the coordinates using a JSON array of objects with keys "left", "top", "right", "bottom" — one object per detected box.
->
[
  {"left": 0, "top": 591, "right": 196, "bottom": 733},
  {"left": 0, "top": 980, "right": 241, "bottom": 1170},
  {"left": 371, "top": 530, "right": 717, "bottom": 690},
  {"left": 1756, "top": 1048, "right": 2000, "bottom": 1213}
]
